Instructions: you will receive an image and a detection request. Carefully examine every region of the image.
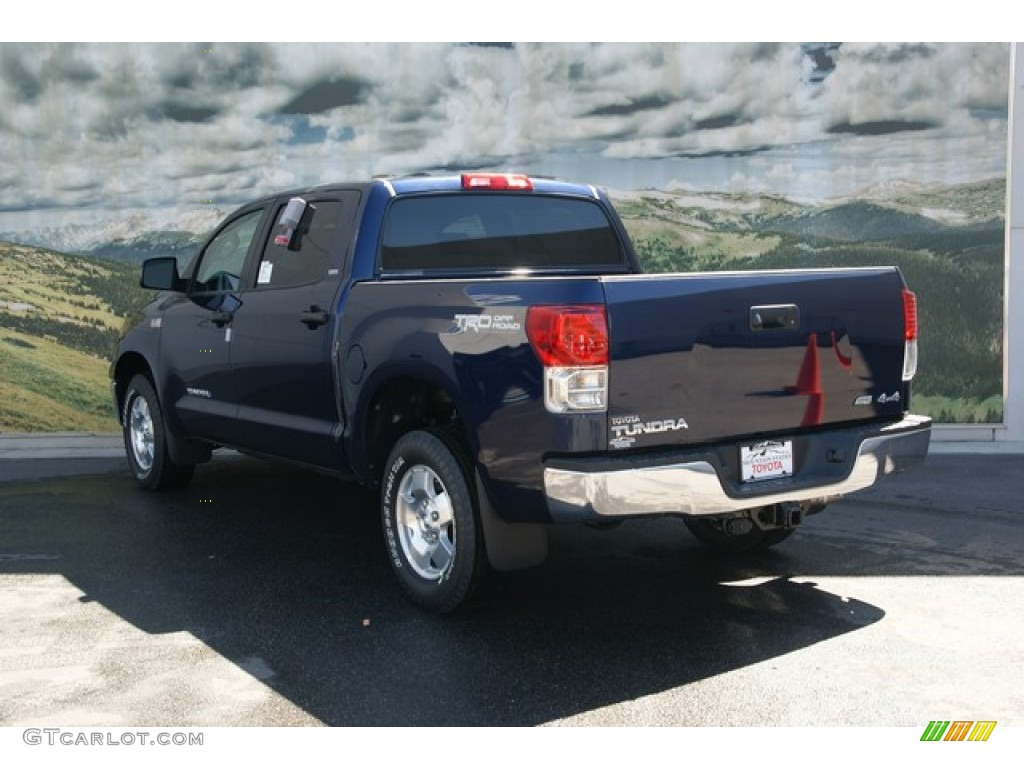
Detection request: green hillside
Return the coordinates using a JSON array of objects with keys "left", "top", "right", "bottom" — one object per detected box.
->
[
  {"left": 0, "top": 241, "right": 149, "bottom": 432},
  {"left": 764, "top": 201, "right": 948, "bottom": 241}
]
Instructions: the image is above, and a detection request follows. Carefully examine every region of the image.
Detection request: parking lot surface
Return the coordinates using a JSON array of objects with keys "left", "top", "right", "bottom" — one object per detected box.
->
[{"left": 1, "top": 449, "right": 1022, "bottom": 726}]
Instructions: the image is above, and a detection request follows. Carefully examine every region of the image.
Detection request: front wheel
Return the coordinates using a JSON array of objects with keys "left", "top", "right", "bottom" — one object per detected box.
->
[
  {"left": 121, "top": 374, "right": 195, "bottom": 491},
  {"left": 381, "top": 428, "right": 483, "bottom": 613}
]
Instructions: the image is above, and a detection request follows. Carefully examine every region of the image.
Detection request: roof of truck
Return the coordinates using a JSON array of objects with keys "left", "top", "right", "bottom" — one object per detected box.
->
[
  {"left": 232, "top": 174, "right": 603, "bottom": 211},
  {"left": 380, "top": 173, "right": 602, "bottom": 198}
]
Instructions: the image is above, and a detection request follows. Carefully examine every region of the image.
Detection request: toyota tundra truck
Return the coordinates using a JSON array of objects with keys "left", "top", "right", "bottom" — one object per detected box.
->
[{"left": 110, "top": 173, "right": 932, "bottom": 612}]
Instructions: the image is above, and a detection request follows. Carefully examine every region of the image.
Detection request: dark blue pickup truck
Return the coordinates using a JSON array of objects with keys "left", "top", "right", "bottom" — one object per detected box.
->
[{"left": 111, "top": 173, "right": 931, "bottom": 611}]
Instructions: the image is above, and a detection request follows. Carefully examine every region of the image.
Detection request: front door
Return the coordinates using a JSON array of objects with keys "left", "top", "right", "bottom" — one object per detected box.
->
[{"left": 158, "top": 208, "right": 265, "bottom": 442}]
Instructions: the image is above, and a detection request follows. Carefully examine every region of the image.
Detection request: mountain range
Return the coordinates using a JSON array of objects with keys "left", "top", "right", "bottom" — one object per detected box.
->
[{"left": 0, "top": 208, "right": 225, "bottom": 265}]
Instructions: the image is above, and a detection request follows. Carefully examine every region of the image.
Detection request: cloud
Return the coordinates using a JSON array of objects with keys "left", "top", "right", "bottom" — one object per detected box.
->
[
  {"left": 159, "top": 103, "right": 220, "bottom": 123},
  {"left": 820, "top": 43, "right": 1009, "bottom": 130},
  {"left": 1, "top": 46, "right": 44, "bottom": 103},
  {"left": 0, "top": 41, "right": 1010, "bottom": 234},
  {"left": 827, "top": 120, "right": 938, "bottom": 136},
  {"left": 279, "top": 76, "right": 368, "bottom": 115},
  {"left": 584, "top": 95, "right": 673, "bottom": 118}
]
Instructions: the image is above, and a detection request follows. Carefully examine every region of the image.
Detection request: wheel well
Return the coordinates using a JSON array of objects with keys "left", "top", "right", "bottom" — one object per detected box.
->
[
  {"left": 114, "top": 352, "right": 212, "bottom": 465},
  {"left": 112, "top": 353, "right": 153, "bottom": 423},
  {"left": 364, "top": 377, "right": 465, "bottom": 484}
]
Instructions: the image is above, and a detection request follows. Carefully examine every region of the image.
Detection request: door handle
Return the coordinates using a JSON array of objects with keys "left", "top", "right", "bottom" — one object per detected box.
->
[
  {"left": 210, "top": 311, "right": 233, "bottom": 328},
  {"left": 299, "top": 307, "right": 329, "bottom": 330}
]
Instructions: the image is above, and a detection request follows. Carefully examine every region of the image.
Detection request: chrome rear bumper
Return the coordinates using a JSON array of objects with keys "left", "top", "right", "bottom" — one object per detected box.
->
[{"left": 544, "top": 415, "right": 931, "bottom": 522}]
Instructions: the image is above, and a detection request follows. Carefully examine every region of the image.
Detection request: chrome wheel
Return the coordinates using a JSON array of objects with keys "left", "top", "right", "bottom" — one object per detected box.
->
[
  {"left": 395, "top": 464, "right": 456, "bottom": 580},
  {"left": 128, "top": 394, "right": 155, "bottom": 473},
  {"left": 121, "top": 374, "right": 195, "bottom": 491},
  {"left": 382, "top": 429, "right": 481, "bottom": 612}
]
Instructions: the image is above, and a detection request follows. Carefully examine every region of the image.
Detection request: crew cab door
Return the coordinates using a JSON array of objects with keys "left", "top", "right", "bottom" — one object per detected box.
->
[
  {"left": 225, "top": 192, "right": 361, "bottom": 468},
  {"left": 158, "top": 207, "right": 265, "bottom": 441}
]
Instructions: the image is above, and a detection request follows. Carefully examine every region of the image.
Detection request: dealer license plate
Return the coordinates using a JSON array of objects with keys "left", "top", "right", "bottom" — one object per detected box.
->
[{"left": 740, "top": 440, "right": 793, "bottom": 482}]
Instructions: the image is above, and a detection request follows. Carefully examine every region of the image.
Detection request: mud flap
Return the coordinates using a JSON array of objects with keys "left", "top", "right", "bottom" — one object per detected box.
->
[
  {"left": 166, "top": 430, "right": 212, "bottom": 465},
  {"left": 475, "top": 472, "right": 548, "bottom": 571}
]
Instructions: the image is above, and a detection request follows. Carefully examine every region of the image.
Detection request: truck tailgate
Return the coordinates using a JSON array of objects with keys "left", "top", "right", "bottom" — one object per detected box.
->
[{"left": 601, "top": 267, "right": 909, "bottom": 449}]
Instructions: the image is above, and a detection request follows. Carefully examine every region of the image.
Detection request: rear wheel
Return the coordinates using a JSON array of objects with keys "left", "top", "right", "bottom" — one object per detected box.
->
[
  {"left": 122, "top": 375, "right": 195, "bottom": 491},
  {"left": 381, "top": 428, "right": 483, "bottom": 613}
]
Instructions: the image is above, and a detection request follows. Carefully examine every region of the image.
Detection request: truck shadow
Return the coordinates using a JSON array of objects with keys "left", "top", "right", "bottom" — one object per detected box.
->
[
  {"left": 0, "top": 456, "right": 879, "bottom": 726},
  {"left": 3, "top": 452, "right": 1017, "bottom": 725}
]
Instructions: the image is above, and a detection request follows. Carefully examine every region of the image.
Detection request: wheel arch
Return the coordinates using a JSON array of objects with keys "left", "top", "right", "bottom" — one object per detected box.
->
[
  {"left": 352, "top": 367, "right": 476, "bottom": 486},
  {"left": 112, "top": 352, "right": 155, "bottom": 426},
  {"left": 113, "top": 351, "right": 211, "bottom": 465}
]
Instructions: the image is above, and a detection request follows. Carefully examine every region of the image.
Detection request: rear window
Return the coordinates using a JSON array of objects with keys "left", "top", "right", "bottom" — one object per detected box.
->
[{"left": 380, "top": 194, "right": 624, "bottom": 272}]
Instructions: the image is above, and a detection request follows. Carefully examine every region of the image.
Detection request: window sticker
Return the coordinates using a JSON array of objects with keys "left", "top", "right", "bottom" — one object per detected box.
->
[{"left": 258, "top": 261, "right": 274, "bottom": 284}]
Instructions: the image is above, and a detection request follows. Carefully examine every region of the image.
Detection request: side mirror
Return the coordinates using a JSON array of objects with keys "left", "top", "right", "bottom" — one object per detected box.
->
[
  {"left": 140, "top": 257, "right": 185, "bottom": 292},
  {"left": 273, "top": 197, "right": 316, "bottom": 251}
]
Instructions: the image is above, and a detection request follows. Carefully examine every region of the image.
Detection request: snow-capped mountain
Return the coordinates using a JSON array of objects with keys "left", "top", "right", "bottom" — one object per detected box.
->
[{"left": 0, "top": 208, "right": 226, "bottom": 262}]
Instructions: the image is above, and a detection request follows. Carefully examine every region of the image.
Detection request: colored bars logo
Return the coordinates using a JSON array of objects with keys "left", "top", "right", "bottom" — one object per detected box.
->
[{"left": 920, "top": 721, "right": 997, "bottom": 742}]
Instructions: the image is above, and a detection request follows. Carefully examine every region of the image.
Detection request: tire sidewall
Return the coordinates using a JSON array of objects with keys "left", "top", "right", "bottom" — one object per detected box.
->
[
  {"left": 381, "top": 430, "right": 479, "bottom": 612},
  {"left": 121, "top": 374, "right": 192, "bottom": 491},
  {"left": 122, "top": 377, "right": 159, "bottom": 486}
]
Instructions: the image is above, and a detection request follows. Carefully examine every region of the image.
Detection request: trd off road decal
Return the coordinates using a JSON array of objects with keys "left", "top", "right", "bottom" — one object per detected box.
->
[{"left": 452, "top": 313, "right": 522, "bottom": 333}]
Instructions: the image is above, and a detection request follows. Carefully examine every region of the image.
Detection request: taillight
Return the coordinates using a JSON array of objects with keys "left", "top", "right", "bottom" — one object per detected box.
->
[
  {"left": 902, "top": 289, "right": 918, "bottom": 341},
  {"left": 527, "top": 305, "right": 608, "bottom": 413},
  {"left": 526, "top": 306, "right": 608, "bottom": 366},
  {"left": 902, "top": 288, "right": 918, "bottom": 381},
  {"left": 461, "top": 173, "right": 533, "bottom": 191}
]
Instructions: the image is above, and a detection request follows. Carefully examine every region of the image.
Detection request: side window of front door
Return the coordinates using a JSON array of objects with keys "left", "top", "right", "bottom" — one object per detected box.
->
[{"left": 192, "top": 209, "right": 264, "bottom": 293}]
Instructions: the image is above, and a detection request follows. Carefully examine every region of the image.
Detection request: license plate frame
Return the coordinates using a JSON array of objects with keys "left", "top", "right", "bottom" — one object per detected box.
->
[{"left": 740, "top": 439, "right": 794, "bottom": 483}]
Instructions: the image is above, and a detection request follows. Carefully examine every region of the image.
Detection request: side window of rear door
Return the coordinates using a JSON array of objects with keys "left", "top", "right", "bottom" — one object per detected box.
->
[
  {"left": 192, "top": 209, "right": 265, "bottom": 293},
  {"left": 254, "top": 200, "right": 343, "bottom": 290}
]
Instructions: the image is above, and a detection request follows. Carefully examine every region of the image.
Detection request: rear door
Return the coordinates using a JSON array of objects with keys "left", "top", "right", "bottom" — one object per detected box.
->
[
  {"left": 225, "top": 192, "right": 361, "bottom": 467},
  {"left": 601, "top": 267, "right": 908, "bottom": 449}
]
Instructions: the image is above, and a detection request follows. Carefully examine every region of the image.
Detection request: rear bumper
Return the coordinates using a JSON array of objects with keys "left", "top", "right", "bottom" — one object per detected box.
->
[{"left": 543, "top": 414, "right": 931, "bottom": 522}]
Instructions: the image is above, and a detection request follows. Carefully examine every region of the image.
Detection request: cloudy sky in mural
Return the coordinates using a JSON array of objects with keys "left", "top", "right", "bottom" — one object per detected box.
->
[{"left": 0, "top": 42, "right": 1009, "bottom": 238}]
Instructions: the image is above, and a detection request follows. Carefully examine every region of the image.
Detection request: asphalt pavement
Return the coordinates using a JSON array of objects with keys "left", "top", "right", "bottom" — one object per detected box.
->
[{"left": 0, "top": 434, "right": 1022, "bottom": 727}]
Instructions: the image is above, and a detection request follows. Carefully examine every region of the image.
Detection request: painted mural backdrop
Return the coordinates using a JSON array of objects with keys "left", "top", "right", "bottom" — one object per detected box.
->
[{"left": 0, "top": 42, "right": 1009, "bottom": 431}]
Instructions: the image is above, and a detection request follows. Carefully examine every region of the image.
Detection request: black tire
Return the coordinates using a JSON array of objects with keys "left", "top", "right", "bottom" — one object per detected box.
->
[
  {"left": 684, "top": 517, "right": 795, "bottom": 554},
  {"left": 381, "top": 428, "right": 483, "bottom": 613},
  {"left": 121, "top": 374, "right": 195, "bottom": 491}
]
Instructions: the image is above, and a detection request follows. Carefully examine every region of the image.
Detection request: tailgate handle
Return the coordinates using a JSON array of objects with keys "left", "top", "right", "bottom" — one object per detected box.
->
[{"left": 750, "top": 304, "right": 800, "bottom": 331}]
